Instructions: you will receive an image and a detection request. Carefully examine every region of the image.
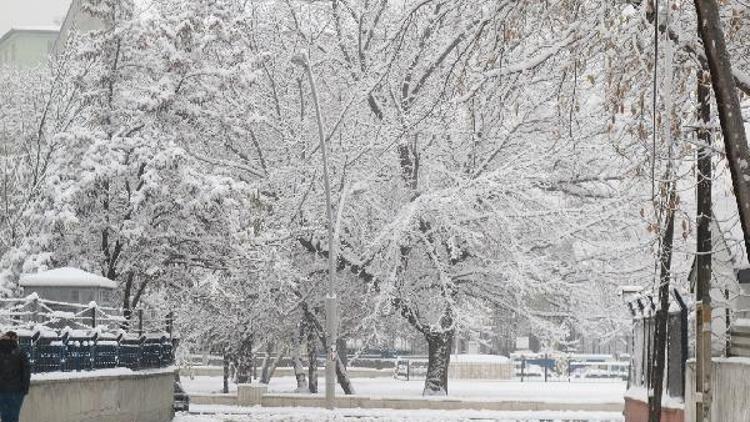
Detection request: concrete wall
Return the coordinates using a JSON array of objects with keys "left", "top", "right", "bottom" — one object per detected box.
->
[
  {"left": 259, "top": 393, "right": 622, "bottom": 412},
  {"left": 20, "top": 369, "right": 175, "bottom": 422},
  {"left": 685, "top": 358, "right": 750, "bottom": 422}
]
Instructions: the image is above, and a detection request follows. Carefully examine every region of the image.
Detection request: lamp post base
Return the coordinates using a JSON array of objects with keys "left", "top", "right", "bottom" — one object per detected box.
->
[{"left": 325, "top": 295, "right": 338, "bottom": 409}]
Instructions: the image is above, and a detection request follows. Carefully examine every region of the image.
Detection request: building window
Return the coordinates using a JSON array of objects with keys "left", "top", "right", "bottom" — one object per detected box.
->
[{"left": 71, "top": 289, "right": 80, "bottom": 302}]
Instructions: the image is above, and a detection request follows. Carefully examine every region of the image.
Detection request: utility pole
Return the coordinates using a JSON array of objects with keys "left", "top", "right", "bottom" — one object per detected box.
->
[
  {"left": 695, "top": 70, "right": 713, "bottom": 422},
  {"left": 694, "top": 0, "right": 750, "bottom": 260},
  {"left": 292, "top": 53, "right": 338, "bottom": 410}
]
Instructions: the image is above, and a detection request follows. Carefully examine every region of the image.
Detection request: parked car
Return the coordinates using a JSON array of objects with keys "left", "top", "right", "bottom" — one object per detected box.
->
[{"left": 174, "top": 380, "right": 189, "bottom": 412}]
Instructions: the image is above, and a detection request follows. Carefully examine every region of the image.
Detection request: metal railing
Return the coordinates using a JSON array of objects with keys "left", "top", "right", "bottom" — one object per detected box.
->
[
  {"left": 17, "top": 329, "right": 176, "bottom": 373},
  {"left": 627, "top": 288, "right": 688, "bottom": 399},
  {"left": 0, "top": 294, "right": 176, "bottom": 373}
]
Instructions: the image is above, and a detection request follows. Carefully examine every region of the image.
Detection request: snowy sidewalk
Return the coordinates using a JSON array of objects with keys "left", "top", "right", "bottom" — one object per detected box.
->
[
  {"left": 183, "top": 376, "right": 626, "bottom": 404},
  {"left": 174, "top": 406, "right": 624, "bottom": 421}
]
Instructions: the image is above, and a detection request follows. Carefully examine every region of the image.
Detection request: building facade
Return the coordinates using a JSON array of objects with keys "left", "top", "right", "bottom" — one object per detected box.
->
[
  {"left": 0, "top": 27, "right": 59, "bottom": 67},
  {"left": 19, "top": 267, "right": 117, "bottom": 308}
]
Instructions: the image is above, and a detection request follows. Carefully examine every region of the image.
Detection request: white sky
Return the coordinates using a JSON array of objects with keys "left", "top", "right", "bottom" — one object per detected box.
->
[{"left": 0, "top": 0, "right": 72, "bottom": 37}]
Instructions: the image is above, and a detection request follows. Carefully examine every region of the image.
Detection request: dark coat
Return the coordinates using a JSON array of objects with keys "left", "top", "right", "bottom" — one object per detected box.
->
[{"left": 0, "top": 339, "right": 31, "bottom": 395}]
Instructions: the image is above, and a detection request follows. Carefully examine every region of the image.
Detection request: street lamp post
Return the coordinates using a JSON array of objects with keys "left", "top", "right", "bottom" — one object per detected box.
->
[{"left": 292, "top": 53, "right": 338, "bottom": 409}]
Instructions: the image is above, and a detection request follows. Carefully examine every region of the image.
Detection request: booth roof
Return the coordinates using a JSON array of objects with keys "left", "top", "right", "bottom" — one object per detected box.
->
[{"left": 19, "top": 267, "right": 117, "bottom": 289}]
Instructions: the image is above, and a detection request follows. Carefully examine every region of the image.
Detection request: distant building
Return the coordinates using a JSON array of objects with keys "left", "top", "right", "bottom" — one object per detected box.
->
[
  {"left": 0, "top": 27, "right": 59, "bottom": 67},
  {"left": 737, "top": 268, "right": 750, "bottom": 319},
  {"left": 19, "top": 267, "right": 117, "bottom": 307},
  {"left": 53, "top": 0, "right": 103, "bottom": 56},
  {"left": 687, "top": 219, "right": 745, "bottom": 355}
]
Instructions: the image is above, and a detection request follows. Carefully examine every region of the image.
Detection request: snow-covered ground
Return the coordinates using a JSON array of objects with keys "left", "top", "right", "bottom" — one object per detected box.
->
[
  {"left": 181, "top": 376, "right": 626, "bottom": 404},
  {"left": 174, "top": 406, "right": 624, "bottom": 421}
]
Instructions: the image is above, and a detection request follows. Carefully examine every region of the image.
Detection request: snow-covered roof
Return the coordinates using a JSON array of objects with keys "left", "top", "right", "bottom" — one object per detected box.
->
[
  {"left": 0, "top": 26, "right": 60, "bottom": 47},
  {"left": 19, "top": 267, "right": 117, "bottom": 289},
  {"left": 10, "top": 26, "right": 60, "bottom": 32}
]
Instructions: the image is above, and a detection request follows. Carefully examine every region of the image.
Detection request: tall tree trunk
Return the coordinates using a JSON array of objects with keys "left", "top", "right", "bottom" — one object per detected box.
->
[
  {"left": 293, "top": 355, "right": 308, "bottom": 392},
  {"left": 694, "top": 0, "right": 750, "bottom": 261},
  {"left": 222, "top": 352, "right": 230, "bottom": 394},
  {"left": 423, "top": 329, "right": 454, "bottom": 396},
  {"left": 334, "top": 354, "right": 355, "bottom": 395},
  {"left": 234, "top": 337, "right": 253, "bottom": 384},
  {"left": 260, "top": 343, "right": 280, "bottom": 385},
  {"left": 336, "top": 338, "right": 348, "bottom": 368},
  {"left": 648, "top": 183, "right": 677, "bottom": 422},
  {"left": 307, "top": 332, "right": 318, "bottom": 394},
  {"left": 329, "top": 335, "right": 355, "bottom": 395}
]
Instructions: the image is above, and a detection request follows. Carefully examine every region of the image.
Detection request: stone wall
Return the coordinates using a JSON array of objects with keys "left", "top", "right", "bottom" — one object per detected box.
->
[
  {"left": 685, "top": 358, "right": 750, "bottom": 422},
  {"left": 20, "top": 368, "right": 176, "bottom": 422}
]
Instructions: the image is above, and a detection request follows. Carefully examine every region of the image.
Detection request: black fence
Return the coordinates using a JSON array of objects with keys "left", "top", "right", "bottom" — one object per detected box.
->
[
  {"left": 0, "top": 295, "right": 177, "bottom": 373},
  {"left": 18, "top": 329, "right": 175, "bottom": 373},
  {"left": 628, "top": 289, "right": 688, "bottom": 399}
]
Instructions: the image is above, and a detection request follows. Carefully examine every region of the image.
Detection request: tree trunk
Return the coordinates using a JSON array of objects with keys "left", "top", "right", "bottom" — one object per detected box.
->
[
  {"left": 336, "top": 337, "right": 348, "bottom": 368},
  {"left": 334, "top": 354, "right": 355, "bottom": 395},
  {"left": 260, "top": 343, "right": 281, "bottom": 385},
  {"left": 423, "top": 329, "right": 454, "bottom": 396},
  {"left": 648, "top": 183, "right": 676, "bottom": 422},
  {"left": 694, "top": 0, "right": 750, "bottom": 261},
  {"left": 233, "top": 337, "right": 253, "bottom": 384},
  {"left": 292, "top": 355, "right": 308, "bottom": 392},
  {"left": 222, "top": 352, "right": 230, "bottom": 394},
  {"left": 307, "top": 333, "right": 318, "bottom": 394},
  {"left": 121, "top": 272, "right": 134, "bottom": 330},
  {"left": 329, "top": 336, "right": 354, "bottom": 395}
]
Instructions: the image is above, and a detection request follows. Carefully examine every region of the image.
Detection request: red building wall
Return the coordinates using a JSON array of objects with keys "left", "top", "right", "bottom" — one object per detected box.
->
[{"left": 624, "top": 397, "right": 684, "bottom": 422}]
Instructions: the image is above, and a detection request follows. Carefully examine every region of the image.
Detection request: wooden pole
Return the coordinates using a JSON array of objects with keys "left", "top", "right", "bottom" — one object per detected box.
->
[{"left": 695, "top": 69, "right": 713, "bottom": 422}]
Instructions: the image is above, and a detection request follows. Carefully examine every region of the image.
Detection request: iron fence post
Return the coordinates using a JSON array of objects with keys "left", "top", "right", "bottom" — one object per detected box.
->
[{"left": 138, "top": 309, "right": 144, "bottom": 337}]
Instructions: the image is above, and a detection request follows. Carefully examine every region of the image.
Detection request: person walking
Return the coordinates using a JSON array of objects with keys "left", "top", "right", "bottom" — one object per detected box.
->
[{"left": 0, "top": 331, "right": 30, "bottom": 422}]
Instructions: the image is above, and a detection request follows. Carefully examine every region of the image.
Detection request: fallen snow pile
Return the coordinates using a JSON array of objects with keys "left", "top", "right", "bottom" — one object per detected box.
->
[
  {"left": 32, "top": 366, "right": 176, "bottom": 381},
  {"left": 175, "top": 406, "right": 624, "bottom": 422}
]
